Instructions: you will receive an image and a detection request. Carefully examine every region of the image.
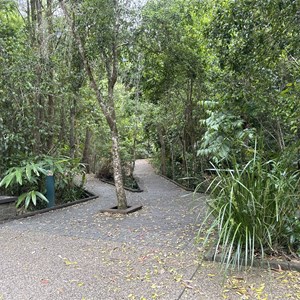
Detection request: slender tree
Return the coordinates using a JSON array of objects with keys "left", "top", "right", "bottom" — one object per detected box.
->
[{"left": 59, "top": 0, "right": 128, "bottom": 209}]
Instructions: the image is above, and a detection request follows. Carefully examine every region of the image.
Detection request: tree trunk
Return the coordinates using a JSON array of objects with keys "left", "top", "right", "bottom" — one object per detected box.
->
[
  {"left": 111, "top": 127, "right": 127, "bottom": 209},
  {"left": 82, "top": 127, "right": 92, "bottom": 173},
  {"left": 130, "top": 136, "right": 137, "bottom": 177},
  {"left": 59, "top": 102, "right": 66, "bottom": 145},
  {"left": 184, "top": 78, "right": 195, "bottom": 150},
  {"left": 69, "top": 97, "right": 76, "bottom": 158},
  {"left": 59, "top": 0, "right": 127, "bottom": 208},
  {"left": 158, "top": 125, "right": 166, "bottom": 176},
  {"left": 46, "top": 0, "right": 55, "bottom": 151},
  {"left": 276, "top": 119, "right": 285, "bottom": 151},
  {"left": 170, "top": 141, "right": 175, "bottom": 180}
]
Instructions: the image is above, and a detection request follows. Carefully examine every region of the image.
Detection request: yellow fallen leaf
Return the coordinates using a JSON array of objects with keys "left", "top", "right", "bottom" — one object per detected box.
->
[
  {"left": 282, "top": 279, "right": 289, "bottom": 283},
  {"left": 64, "top": 259, "right": 78, "bottom": 266},
  {"left": 236, "top": 287, "right": 248, "bottom": 295},
  {"left": 255, "top": 283, "right": 265, "bottom": 294}
]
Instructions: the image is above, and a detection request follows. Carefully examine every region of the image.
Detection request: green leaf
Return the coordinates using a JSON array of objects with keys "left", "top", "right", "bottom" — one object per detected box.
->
[
  {"left": 35, "top": 191, "right": 48, "bottom": 203},
  {"left": 16, "top": 193, "right": 27, "bottom": 208},
  {"left": 36, "top": 166, "right": 48, "bottom": 175},
  {"left": 25, "top": 194, "right": 31, "bottom": 209},
  {"left": 15, "top": 168, "right": 23, "bottom": 185},
  {"left": 25, "top": 164, "right": 32, "bottom": 182},
  {"left": 31, "top": 164, "right": 40, "bottom": 176},
  {"left": 0, "top": 172, "right": 15, "bottom": 188},
  {"left": 31, "top": 191, "right": 37, "bottom": 206}
]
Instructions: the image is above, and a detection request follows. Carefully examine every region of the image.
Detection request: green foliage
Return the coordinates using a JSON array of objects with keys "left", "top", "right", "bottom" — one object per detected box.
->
[
  {"left": 200, "top": 0, "right": 300, "bottom": 161},
  {"left": 199, "top": 151, "right": 300, "bottom": 269},
  {"left": 198, "top": 101, "right": 255, "bottom": 163},
  {"left": 52, "top": 156, "right": 87, "bottom": 203},
  {"left": 0, "top": 0, "right": 299, "bottom": 256},
  {"left": 137, "top": 0, "right": 210, "bottom": 184},
  {"left": 17, "top": 191, "right": 48, "bottom": 210},
  {"left": 0, "top": 160, "right": 48, "bottom": 209},
  {"left": 0, "top": 162, "right": 47, "bottom": 188},
  {"left": 0, "top": 156, "right": 86, "bottom": 210}
]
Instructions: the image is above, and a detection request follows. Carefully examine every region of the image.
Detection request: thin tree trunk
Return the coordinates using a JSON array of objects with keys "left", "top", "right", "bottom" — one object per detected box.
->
[
  {"left": 130, "top": 137, "right": 137, "bottom": 177},
  {"left": 158, "top": 125, "right": 166, "bottom": 176},
  {"left": 181, "top": 136, "right": 189, "bottom": 186},
  {"left": 46, "top": 0, "right": 55, "bottom": 151},
  {"left": 92, "top": 154, "right": 97, "bottom": 174},
  {"left": 31, "top": 0, "right": 44, "bottom": 154},
  {"left": 69, "top": 97, "right": 76, "bottom": 158},
  {"left": 82, "top": 127, "right": 92, "bottom": 173},
  {"left": 130, "top": 55, "right": 142, "bottom": 177},
  {"left": 276, "top": 119, "right": 285, "bottom": 151},
  {"left": 171, "top": 141, "right": 175, "bottom": 180},
  {"left": 59, "top": 102, "right": 66, "bottom": 144},
  {"left": 184, "top": 78, "right": 195, "bottom": 150},
  {"left": 59, "top": 0, "right": 127, "bottom": 208}
]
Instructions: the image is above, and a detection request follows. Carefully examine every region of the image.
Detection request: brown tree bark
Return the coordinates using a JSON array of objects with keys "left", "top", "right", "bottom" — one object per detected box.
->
[{"left": 59, "top": 102, "right": 66, "bottom": 145}]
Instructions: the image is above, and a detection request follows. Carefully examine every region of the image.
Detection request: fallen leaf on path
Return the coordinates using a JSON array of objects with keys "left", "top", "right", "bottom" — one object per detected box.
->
[{"left": 63, "top": 258, "right": 78, "bottom": 266}]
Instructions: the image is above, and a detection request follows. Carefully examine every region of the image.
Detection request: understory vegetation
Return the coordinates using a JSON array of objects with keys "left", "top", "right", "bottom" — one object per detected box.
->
[
  {"left": 0, "top": 0, "right": 299, "bottom": 265},
  {"left": 0, "top": 156, "right": 86, "bottom": 210},
  {"left": 200, "top": 150, "right": 300, "bottom": 268}
]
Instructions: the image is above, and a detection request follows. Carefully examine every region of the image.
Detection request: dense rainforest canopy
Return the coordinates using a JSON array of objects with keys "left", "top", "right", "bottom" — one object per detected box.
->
[
  {"left": 1, "top": 0, "right": 300, "bottom": 260},
  {"left": 1, "top": 0, "right": 299, "bottom": 181}
]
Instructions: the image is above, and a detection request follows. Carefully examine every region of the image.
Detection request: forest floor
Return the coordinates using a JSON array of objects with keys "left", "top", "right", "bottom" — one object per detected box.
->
[{"left": 1, "top": 159, "right": 300, "bottom": 299}]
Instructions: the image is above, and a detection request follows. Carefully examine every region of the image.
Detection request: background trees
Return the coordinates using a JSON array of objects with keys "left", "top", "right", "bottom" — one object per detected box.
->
[
  {"left": 137, "top": 0, "right": 300, "bottom": 184},
  {"left": 201, "top": 0, "right": 300, "bottom": 166},
  {"left": 137, "top": 0, "right": 209, "bottom": 188},
  {"left": 1, "top": 0, "right": 145, "bottom": 208},
  {"left": 0, "top": 0, "right": 299, "bottom": 205}
]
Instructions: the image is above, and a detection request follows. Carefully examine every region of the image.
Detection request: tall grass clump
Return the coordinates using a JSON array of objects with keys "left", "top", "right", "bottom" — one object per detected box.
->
[{"left": 199, "top": 153, "right": 300, "bottom": 269}]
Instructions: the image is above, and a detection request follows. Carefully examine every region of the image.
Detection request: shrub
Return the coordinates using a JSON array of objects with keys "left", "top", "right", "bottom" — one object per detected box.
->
[
  {"left": 0, "top": 156, "right": 86, "bottom": 210},
  {"left": 199, "top": 152, "right": 300, "bottom": 269}
]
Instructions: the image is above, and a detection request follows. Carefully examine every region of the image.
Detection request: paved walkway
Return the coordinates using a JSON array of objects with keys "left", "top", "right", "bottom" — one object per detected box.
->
[{"left": 0, "top": 160, "right": 299, "bottom": 299}]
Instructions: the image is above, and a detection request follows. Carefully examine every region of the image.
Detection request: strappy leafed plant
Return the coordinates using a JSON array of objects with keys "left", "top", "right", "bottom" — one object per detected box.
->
[{"left": 198, "top": 151, "right": 300, "bottom": 269}]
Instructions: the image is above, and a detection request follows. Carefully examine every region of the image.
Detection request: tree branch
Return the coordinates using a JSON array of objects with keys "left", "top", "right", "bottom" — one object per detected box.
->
[{"left": 59, "top": 0, "right": 114, "bottom": 126}]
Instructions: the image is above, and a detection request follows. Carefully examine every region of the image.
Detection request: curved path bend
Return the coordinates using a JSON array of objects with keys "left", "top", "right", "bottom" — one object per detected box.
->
[{"left": 0, "top": 160, "right": 295, "bottom": 299}]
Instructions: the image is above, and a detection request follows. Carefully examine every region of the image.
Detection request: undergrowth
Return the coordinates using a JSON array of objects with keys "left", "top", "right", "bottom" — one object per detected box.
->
[{"left": 198, "top": 151, "right": 300, "bottom": 269}]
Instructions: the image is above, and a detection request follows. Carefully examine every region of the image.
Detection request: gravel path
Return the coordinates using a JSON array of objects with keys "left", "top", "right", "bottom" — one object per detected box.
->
[{"left": 0, "top": 159, "right": 299, "bottom": 300}]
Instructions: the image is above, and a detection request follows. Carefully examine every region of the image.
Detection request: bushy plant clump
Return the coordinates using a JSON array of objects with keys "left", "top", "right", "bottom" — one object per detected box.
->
[
  {"left": 0, "top": 156, "right": 86, "bottom": 210},
  {"left": 200, "top": 152, "right": 300, "bottom": 268}
]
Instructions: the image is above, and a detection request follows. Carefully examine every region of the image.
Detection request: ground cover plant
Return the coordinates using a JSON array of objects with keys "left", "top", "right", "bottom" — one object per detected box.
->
[{"left": 199, "top": 149, "right": 300, "bottom": 269}]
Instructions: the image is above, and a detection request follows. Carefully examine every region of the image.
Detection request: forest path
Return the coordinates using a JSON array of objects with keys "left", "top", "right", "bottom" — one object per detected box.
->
[{"left": 0, "top": 160, "right": 296, "bottom": 299}]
